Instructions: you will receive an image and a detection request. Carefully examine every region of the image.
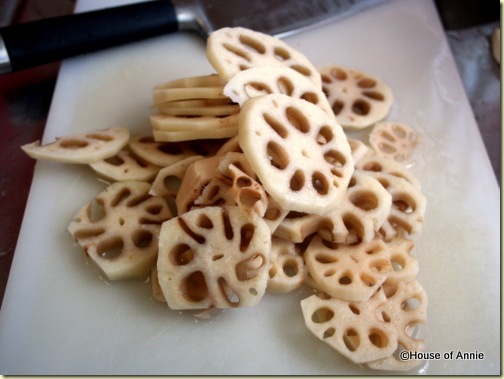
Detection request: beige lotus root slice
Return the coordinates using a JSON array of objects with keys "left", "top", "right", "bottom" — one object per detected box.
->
[
  {"left": 367, "top": 280, "right": 428, "bottom": 371},
  {"left": 152, "top": 74, "right": 228, "bottom": 105},
  {"left": 157, "top": 206, "right": 272, "bottom": 310},
  {"left": 21, "top": 127, "right": 129, "bottom": 164},
  {"left": 369, "top": 121, "right": 419, "bottom": 162},
  {"left": 223, "top": 65, "right": 332, "bottom": 114},
  {"left": 300, "top": 289, "right": 398, "bottom": 364},
  {"left": 206, "top": 27, "right": 322, "bottom": 88},
  {"left": 156, "top": 98, "right": 239, "bottom": 117},
  {"left": 384, "top": 230, "right": 419, "bottom": 285},
  {"left": 67, "top": 181, "right": 173, "bottom": 281},
  {"left": 304, "top": 235, "right": 392, "bottom": 302},
  {"left": 274, "top": 170, "right": 392, "bottom": 244},
  {"left": 267, "top": 237, "right": 306, "bottom": 293},
  {"left": 239, "top": 94, "right": 354, "bottom": 215},
  {"left": 89, "top": 149, "right": 161, "bottom": 182},
  {"left": 319, "top": 65, "right": 393, "bottom": 129}
]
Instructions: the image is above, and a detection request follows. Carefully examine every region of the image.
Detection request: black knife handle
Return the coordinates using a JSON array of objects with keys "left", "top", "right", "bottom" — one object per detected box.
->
[{"left": 0, "top": 0, "right": 178, "bottom": 73}]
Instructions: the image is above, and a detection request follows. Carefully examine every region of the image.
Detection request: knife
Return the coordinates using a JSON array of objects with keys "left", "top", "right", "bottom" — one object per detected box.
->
[{"left": 0, "top": 0, "right": 386, "bottom": 74}]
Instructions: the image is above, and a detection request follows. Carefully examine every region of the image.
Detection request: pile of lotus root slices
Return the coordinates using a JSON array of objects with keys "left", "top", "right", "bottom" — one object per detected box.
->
[{"left": 21, "top": 27, "right": 427, "bottom": 372}]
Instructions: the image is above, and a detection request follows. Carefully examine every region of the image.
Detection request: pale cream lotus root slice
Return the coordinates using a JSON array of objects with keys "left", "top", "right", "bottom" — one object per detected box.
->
[
  {"left": 369, "top": 121, "right": 419, "bottom": 162},
  {"left": 223, "top": 65, "right": 332, "bottom": 114},
  {"left": 384, "top": 230, "right": 419, "bottom": 286},
  {"left": 21, "top": 127, "right": 129, "bottom": 164},
  {"left": 149, "top": 155, "right": 205, "bottom": 200},
  {"left": 128, "top": 135, "right": 223, "bottom": 167},
  {"left": 157, "top": 98, "right": 240, "bottom": 117},
  {"left": 274, "top": 170, "right": 392, "bottom": 244},
  {"left": 362, "top": 171, "right": 426, "bottom": 241},
  {"left": 304, "top": 235, "right": 392, "bottom": 302},
  {"left": 319, "top": 65, "right": 393, "bottom": 129},
  {"left": 151, "top": 113, "right": 239, "bottom": 142},
  {"left": 89, "top": 149, "right": 161, "bottom": 182},
  {"left": 300, "top": 288, "right": 398, "bottom": 364},
  {"left": 239, "top": 94, "right": 354, "bottom": 215},
  {"left": 206, "top": 27, "right": 322, "bottom": 88},
  {"left": 152, "top": 74, "right": 228, "bottom": 105},
  {"left": 267, "top": 237, "right": 306, "bottom": 294},
  {"left": 67, "top": 181, "right": 173, "bottom": 281},
  {"left": 157, "top": 205, "right": 272, "bottom": 310},
  {"left": 367, "top": 280, "right": 428, "bottom": 371},
  {"left": 347, "top": 138, "right": 370, "bottom": 164}
]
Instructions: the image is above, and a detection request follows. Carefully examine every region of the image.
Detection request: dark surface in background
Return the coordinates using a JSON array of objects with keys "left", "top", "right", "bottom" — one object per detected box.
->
[{"left": 0, "top": 0, "right": 500, "bottom": 307}]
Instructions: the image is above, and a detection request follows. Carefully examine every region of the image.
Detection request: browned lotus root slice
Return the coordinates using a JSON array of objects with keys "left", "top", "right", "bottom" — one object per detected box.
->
[
  {"left": 369, "top": 121, "right": 419, "bottom": 162},
  {"left": 21, "top": 127, "right": 129, "bottom": 164},
  {"left": 267, "top": 237, "right": 305, "bottom": 293},
  {"left": 151, "top": 114, "right": 239, "bottom": 142},
  {"left": 206, "top": 27, "right": 322, "bottom": 88},
  {"left": 89, "top": 150, "right": 161, "bottom": 182},
  {"left": 128, "top": 135, "right": 223, "bottom": 167},
  {"left": 274, "top": 170, "right": 392, "bottom": 244},
  {"left": 300, "top": 289, "right": 398, "bottom": 364},
  {"left": 319, "top": 65, "right": 393, "bottom": 129},
  {"left": 223, "top": 65, "right": 332, "bottom": 114},
  {"left": 368, "top": 280, "right": 428, "bottom": 371},
  {"left": 152, "top": 74, "right": 228, "bottom": 104},
  {"left": 157, "top": 206, "right": 272, "bottom": 310},
  {"left": 304, "top": 235, "right": 392, "bottom": 302},
  {"left": 356, "top": 153, "right": 421, "bottom": 190},
  {"left": 385, "top": 230, "right": 419, "bottom": 285},
  {"left": 149, "top": 155, "right": 205, "bottom": 199},
  {"left": 239, "top": 94, "right": 354, "bottom": 215},
  {"left": 67, "top": 181, "right": 172, "bottom": 281},
  {"left": 215, "top": 135, "right": 242, "bottom": 155}
]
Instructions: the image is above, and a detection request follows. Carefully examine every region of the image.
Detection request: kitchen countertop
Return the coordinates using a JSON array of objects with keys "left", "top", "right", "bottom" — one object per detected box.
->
[{"left": 0, "top": 0, "right": 500, "bottom": 308}]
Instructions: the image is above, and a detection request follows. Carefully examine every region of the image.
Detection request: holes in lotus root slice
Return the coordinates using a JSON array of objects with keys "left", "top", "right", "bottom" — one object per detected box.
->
[
  {"left": 267, "top": 237, "right": 306, "bottom": 293},
  {"left": 319, "top": 65, "right": 393, "bottom": 129},
  {"left": 206, "top": 27, "right": 321, "bottom": 88},
  {"left": 223, "top": 65, "right": 333, "bottom": 115},
  {"left": 157, "top": 206, "right": 271, "bottom": 310},
  {"left": 21, "top": 127, "right": 130, "bottom": 164},
  {"left": 274, "top": 170, "right": 391, "bottom": 245},
  {"left": 367, "top": 280, "right": 428, "bottom": 371},
  {"left": 239, "top": 94, "right": 353, "bottom": 215},
  {"left": 300, "top": 288, "right": 398, "bottom": 364},
  {"left": 67, "top": 181, "right": 173, "bottom": 281},
  {"left": 304, "top": 235, "right": 391, "bottom": 302},
  {"left": 89, "top": 149, "right": 161, "bottom": 182},
  {"left": 369, "top": 121, "right": 419, "bottom": 162}
]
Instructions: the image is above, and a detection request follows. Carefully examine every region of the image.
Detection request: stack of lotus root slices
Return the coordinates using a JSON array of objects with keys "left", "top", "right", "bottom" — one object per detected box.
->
[{"left": 21, "top": 26, "right": 427, "bottom": 372}]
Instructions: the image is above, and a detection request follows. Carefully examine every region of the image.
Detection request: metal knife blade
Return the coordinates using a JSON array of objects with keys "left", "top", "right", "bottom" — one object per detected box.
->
[{"left": 0, "top": 0, "right": 386, "bottom": 74}]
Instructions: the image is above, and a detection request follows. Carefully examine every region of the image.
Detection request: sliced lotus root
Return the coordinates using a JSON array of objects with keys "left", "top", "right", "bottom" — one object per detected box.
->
[
  {"left": 368, "top": 280, "right": 428, "bottom": 371},
  {"left": 384, "top": 230, "right": 419, "bottom": 285},
  {"left": 67, "top": 181, "right": 173, "bottom": 281},
  {"left": 215, "top": 135, "right": 243, "bottom": 155},
  {"left": 156, "top": 98, "right": 240, "bottom": 117},
  {"left": 206, "top": 27, "right": 322, "bottom": 88},
  {"left": 149, "top": 155, "right": 205, "bottom": 199},
  {"left": 362, "top": 171, "right": 426, "bottom": 241},
  {"left": 319, "top": 65, "right": 393, "bottom": 129},
  {"left": 267, "top": 237, "right": 306, "bottom": 294},
  {"left": 304, "top": 235, "right": 392, "bottom": 302},
  {"left": 152, "top": 74, "right": 228, "bottom": 105},
  {"left": 300, "top": 289, "right": 398, "bottom": 364},
  {"left": 89, "top": 149, "right": 161, "bottom": 182},
  {"left": 128, "top": 135, "right": 223, "bottom": 167},
  {"left": 150, "top": 267, "right": 166, "bottom": 303},
  {"left": 157, "top": 205, "right": 272, "bottom": 310},
  {"left": 274, "top": 170, "right": 392, "bottom": 245},
  {"left": 262, "top": 194, "right": 289, "bottom": 234},
  {"left": 347, "top": 138, "right": 370, "bottom": 164},
  {"left": 356, "top": 153, "right": 422, "bottom": 190},
  {"left": 223, "top": 65, "right": 332, "bottom": 114},
  {"left": 369, "top": 121, "right": 419, "bottom": 162},
  {"left": 151, "top": 113, "right": 239, "bottom": 142},
  {"left": 21, "top": 127, "right": 129, "bottom": 164},
  {"left": 239, "top": 94, "right": 354, "bottom": 215}
]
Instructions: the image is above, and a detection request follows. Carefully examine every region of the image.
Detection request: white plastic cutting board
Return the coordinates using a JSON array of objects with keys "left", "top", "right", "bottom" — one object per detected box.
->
[{"left": 0, "top": 0, "right": 500, "bottom": 375}]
